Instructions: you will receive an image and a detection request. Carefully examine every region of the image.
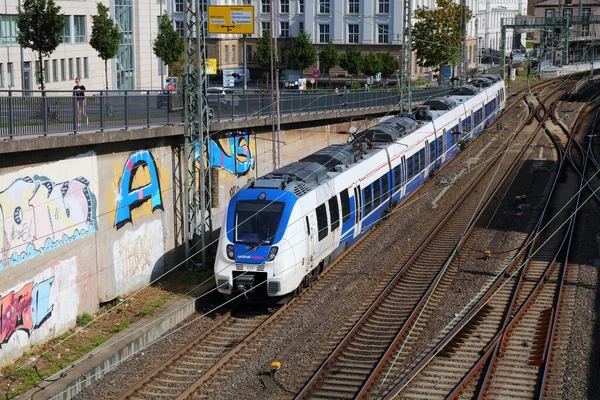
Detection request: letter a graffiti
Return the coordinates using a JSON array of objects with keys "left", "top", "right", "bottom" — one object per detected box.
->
[{"left": 115, "top": 150, "right": 163, "bottom": 229}]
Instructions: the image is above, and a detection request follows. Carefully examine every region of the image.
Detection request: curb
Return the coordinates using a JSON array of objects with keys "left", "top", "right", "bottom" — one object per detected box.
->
[{"left": 21, "top": 280, "right": 215, "bottom": 400}]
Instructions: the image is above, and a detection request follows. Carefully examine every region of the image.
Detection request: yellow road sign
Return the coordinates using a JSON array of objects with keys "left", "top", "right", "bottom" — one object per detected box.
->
[
  {"left": 206, "top": 58, "right": 217, "bottom": 75},
  {"left": 207, "top": 5, "right": 254, "bottom": 34}
]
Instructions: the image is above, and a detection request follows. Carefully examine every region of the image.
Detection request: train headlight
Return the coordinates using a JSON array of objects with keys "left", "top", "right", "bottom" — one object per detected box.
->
[
  {"left": 226, "top": 244, "right": 235, "bottom": 260},
  {"left": 267, "top": 246, "right": 279, "bottom": 262}
]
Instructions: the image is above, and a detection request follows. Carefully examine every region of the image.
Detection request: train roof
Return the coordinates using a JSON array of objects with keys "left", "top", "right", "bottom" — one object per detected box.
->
[{"left": 246, "top": 79, "right": 503, "bottom": 198}]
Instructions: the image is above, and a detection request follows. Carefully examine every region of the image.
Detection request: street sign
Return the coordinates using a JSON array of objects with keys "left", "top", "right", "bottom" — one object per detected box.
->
[
  {"left": 310, "top": 78, "right": 315, "bottom": 84},
  {"left": 284, "top": 81, "right": 289, "bottom": 87},
  {"left": 208, "top": 5, "right": 254, "bottom": 34},
  {"left": 312, "top": 69, "right": 320, "bottom": 78},
  {"left": 206, "top": 58, "right": 217, "bottom": 75},
  {"left": 223, "top": 69, "right": 235, "bottom": 87}
]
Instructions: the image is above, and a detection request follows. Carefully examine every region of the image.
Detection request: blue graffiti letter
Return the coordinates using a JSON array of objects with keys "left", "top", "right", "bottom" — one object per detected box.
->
[
  {"left": 31, "top": 277, "right": 55, "bottom": 328},
  {"left": 115, "top": 150, "right": 163, "bottom": 228}
]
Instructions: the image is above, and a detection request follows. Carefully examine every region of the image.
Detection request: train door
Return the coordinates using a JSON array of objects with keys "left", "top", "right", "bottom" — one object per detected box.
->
[
  {"left": 305, "top": 214, "right": 316, "bottom": 272},
  {"left": 353, "top": 184, "right": 362, "bottom": 237}
]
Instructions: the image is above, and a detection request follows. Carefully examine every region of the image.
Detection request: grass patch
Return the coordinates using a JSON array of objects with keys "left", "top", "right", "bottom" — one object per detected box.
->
[
  {"left": 110, "top": 321, "right": 131, "bottom": 333},
  {"left": 76, "top": 312, "right": 93, "bottom": 327}
]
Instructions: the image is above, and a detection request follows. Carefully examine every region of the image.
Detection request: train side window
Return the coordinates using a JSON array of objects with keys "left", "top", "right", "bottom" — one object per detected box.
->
[
  {"left": 407, "top": 156, "right": 414, "bottom": 179},
  {"left": 429, "top": 141, "right": 436, "bottom": 160},
  {"left": 437, "top": 137, "right": 443, "bottom": 154},
  {"left": 382, "top": 174, "right": 389, "bottom": 201},
  {"left": 316, "top": 204, "right": 328, "bottom": 241},
  {"left": 305, "top": 216, "right": 311, "bottom": 236},
  {"left": 373, "top": 180, "right": 381, "bottom": 208},
  {"left": 328, "top": 196, "right": 340, "bottom": 231},
  {"left": 364, "top": 186, "right": 373, "bottom": 215},
  {"left": 393, "top": 165, "right": 401, "bottom": 189},
  {"left": 419, "top": 149, "right": 425, "bottom": 171},
  {"left": 340, "top": 189, "right": 351, "bottom": 222}
]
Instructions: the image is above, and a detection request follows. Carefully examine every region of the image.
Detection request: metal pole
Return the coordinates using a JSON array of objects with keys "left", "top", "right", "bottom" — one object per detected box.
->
[
  {"left": 459, "top": 0, "right": 467, "bottom": 84},
  {"left": 243, "top": 34, "right": 248, "bottom": 91},
  {"left": 18, "top": 0, "right": 24, "bottom": 93},
  {"left": 160, "top": 0, "right": 164, "bottom": 88},
  {"left": 270, "top": 3, "right": 277, "bottom": 169}
]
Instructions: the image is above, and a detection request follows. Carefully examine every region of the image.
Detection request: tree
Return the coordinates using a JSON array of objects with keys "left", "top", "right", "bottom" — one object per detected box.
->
[
  {"left": 153, "top": 13, "right": 184, "bottom": 77},
  {"left": 290, "top": 32, "right": 317, "bottom": 71},
  {"left": 378, "top": 52, "right": 397, "bottom": 78},
  {"left": 339, "top": 47, "right": 363, "bottom": 78},
  {"left": 319, "top": 41, "right": 339, "bottom": 87},
  {"left": 254, "top": 31, "right": 281, "bottom": 83},
  {"left": 362, "top": 51, "right": 382, "bottom": 77},
  {"left": 17, "top": 0, "right": 64, "bottom": 90},
  {"left": 90, "top": 3, "right": 120, "bottom": 90},
  {"left": 412, "top": 0, "right": 473, "bottom": 71}
]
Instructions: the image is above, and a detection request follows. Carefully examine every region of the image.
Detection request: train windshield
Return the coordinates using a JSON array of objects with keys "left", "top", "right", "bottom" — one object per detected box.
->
[{"left": 234, "top": 200, "right": 285, "bottom": 245}]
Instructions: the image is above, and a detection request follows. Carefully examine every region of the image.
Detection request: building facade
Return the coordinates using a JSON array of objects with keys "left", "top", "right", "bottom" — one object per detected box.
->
[
  {"left": 475, "top": 0, "right": 526, "bottom": 61},
  {"left": 0, "top": 0, "right": 165, "bottom": 91}
]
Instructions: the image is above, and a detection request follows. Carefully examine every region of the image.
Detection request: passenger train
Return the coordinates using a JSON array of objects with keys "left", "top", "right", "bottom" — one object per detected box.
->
[{"left": 214, "top": 76, "right": 507, "bottom": 299}]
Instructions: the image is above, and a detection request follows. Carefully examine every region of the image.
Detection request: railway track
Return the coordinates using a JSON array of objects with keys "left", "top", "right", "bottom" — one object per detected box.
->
[
  {"left": 371, "top": 80, "right": 589, "bottom": 399},
  {"left": 294, "top": 81, "right": 572, "bottom": 400},
  {"left": 113, "top": 76, "right": 571, "bottom": 400}
]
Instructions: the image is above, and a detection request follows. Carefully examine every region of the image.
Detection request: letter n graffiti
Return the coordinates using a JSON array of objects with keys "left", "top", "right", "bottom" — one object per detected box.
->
[{"left": 115, "top": 150, "right": 163, "bottom": 229}]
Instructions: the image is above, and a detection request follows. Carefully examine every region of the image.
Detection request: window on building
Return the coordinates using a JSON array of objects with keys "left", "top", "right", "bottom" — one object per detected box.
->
[
  {"left": 281, "top": 0, "right": 289, "bottom": 13},
  {"left": 348, "top": 24, "right": 359, "bottom": 43},
  {"left": 378, "top": 24, "right": 389, "bottom": 43},
  {"left": 299, "top": 0, "right": 304, "bottom": 13},
  {"left": 76, "top": 58, "right": 81, "bottom": 78},
  {"left": 225, "top": 45, "right": 229, "bottom": 63},
  {"left": 175, "top": 0, "right": 184, "bottom": 13},
  {"left": 349, "top": 0, "right": 359, "bottom": 14},
  {"left": 61, "top": 59, "right": 66, "bottom": 81},
  {"left": 35, "top": 60, "right": 40, "bottom": 83},
  {"left": 62, "top": 16, "right": 71, "bottom": 43},
  {"left": 247, "top": 45, "right": 253, "bottom": 62},
  {"left": 563, "top": 8, "right": 572, "bottom": 18},
  {"left": 0, "top": 15, "right": 18, "bottom": 46},
  {"left": 319, "top": 24, "right": 330, "bottom": 43},
  {"left": 52, "top": 59, "right": 58, "bottom": 82},
  {"left": 68, "top": 58, "right": 74, "bottom": 80},
  {"left": 319, "top": 0, "right": 330, "bottom": 14},
  {"left": 44, "top": 60, "right": 49, "bottom": 83},
  {"left": 281, "top": 21, "right": 289, "bottom": 37},
  {"left": 7, "top": 62, "right": 13, "bottom": 86},
  {"left": 582, "top": 25, "right": 590, "bottom": 36},
  {"left": 378, "top": 0, "right": 389, "bottom": 14},
  {"left": 175, "top": 20, "right": 184, "bottom": 36},
  {"left": 74, "top": 16, "right": 86, "bottom": 43},
  {"left": 299, "top": 21, "right": 304, "bottom": 33},
  {"left": 84, "top": 57, "right": 89, "bottom": 78},
  {"left": 262, "top": 21, "right": 270, "bottom": 36},
  {"left": 232, "top": 44, "right": 236, "bottom": 62},
  {"left": 262, "top": 0, "right": 270, "bottom": 13},
  {"left": 582, "top": 8, "right": 591, "bottom": 17},
  {"left": 0, "top": 64, "right": 3, "bottom": 87}
]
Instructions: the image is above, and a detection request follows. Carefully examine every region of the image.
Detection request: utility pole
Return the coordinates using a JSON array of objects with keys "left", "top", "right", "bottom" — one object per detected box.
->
[
  {"left": 270, "top": 1, "right": 281, "bottom": 169},
  {"left": 401, "top": 0, "right": 412, "bottom": 112},
  {"left": 459, "top": 0, "right": 468, "bottom": 84}
]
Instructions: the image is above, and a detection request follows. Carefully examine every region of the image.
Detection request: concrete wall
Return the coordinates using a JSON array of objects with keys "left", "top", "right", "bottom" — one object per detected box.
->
[{"left": 0, "top": 137, "right": 181, "bottom": 367}]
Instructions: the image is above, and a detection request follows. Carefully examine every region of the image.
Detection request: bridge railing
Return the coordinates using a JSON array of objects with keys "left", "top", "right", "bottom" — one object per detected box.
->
[{"left": 0, "top": 87, "right": 451, "bottom": 138}]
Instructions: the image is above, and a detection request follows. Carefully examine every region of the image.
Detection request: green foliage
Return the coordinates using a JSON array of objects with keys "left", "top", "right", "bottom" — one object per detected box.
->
[
  {"left": 378, "top": 52, "right": 397, "bottom": 78},
  {"left": 254, "top": 31, "right": 275, "bottom": 71},
  {"left": 17, "top": 0, "right": 64, "bottom": 90},
  {"left": 362, "top": 51, "right": 382, "bottom": 77},
  {"left": 339, "top": 47, "right": 363, "bottom": 76},
  {"left": 76, "top": 312, "right": 93, "bottom": 327},
  {"left": 111, "top": 321, "right": 130, "bottom": 333},
  {"left": 412, "top": 0, "right": 473, "bottom": 69},
  {"left": 319, "top": 41, "right": 339, "bottom": 73},
  {"left": 153, "top": 13, "right": 184, "bottom": 70},
  {"left": 90, "top": 2, "right": 120, "bottom": 90},
  {"left": 290, "top": 32, "right": 317, "bottom": 71}
]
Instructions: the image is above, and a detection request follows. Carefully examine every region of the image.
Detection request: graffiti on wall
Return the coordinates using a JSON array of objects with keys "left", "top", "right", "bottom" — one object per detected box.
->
[
  {"left": 114, "top": 150, "right": 163, "bottom": 229},
  {"left": 0, "top": 277, "right": 55, "bottom": 347},
  {"left": 197, "top": 133, "right": 255, "bottom": 177},
  {"left": 0, "top": 172, "right": 97, "bottom": 270},
  {"left": 112, "top": 220, "right": 164, "bottom": 293}
]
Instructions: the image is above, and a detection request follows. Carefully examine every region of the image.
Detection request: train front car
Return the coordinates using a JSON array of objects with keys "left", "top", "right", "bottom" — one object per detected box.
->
[{"left": 214, "top": 187, "right": 302, "bottom": 299}]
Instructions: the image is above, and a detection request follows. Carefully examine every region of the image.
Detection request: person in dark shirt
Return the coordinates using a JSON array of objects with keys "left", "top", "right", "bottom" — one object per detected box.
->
[{"left": 73, "top": 77, "right": 88, "bottom": 126}]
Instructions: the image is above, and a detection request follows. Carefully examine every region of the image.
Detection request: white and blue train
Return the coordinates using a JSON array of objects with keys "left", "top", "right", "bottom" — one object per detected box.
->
[{"left": 214, "top": 76, "right": 506, "bottom": 298}]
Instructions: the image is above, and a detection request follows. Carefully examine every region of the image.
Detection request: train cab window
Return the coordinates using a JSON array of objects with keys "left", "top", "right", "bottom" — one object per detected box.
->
[
  {"left": 235, "top": 200, "right": 285, "bottom": 245},
  {"left": 328, "top": 196, "right": 340, "bottom": 231},
  {"left": 419, "top": 149, "right": 425, "bottom": 172},
  {"left": 364, "top": 186, "right": 373, "bottom": 215},
  {"left": 382, "top": 175, "right": 389, "bottom": 201},
  {"left": 316, "top": 203, "right": 328, "bottom": 241},
  {"left": 340, "top": 189, "right": 351, "bottom": 222},
  {"left": 373, "top": 181, "right": 381, "bottom": 208},
  {"left": 393, "top": 165, "right": 401, "bottom": 190}
]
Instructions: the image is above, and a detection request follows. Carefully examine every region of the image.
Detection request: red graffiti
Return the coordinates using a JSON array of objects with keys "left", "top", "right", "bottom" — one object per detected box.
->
[{"left": 1, "top": 283, "right": 33, "bottom": 344}]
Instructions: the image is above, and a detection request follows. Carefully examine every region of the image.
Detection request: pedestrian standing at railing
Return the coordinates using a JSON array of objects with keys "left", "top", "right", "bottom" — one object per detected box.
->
[{"left": 73, "top": 77, "right": 88, "bottom": 127}]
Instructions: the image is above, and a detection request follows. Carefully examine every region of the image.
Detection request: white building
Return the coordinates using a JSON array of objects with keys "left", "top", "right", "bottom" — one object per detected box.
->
[
  {"left": 0, "top": 0, "right": 165, "bottom": 91},
  {"left": 475, "top": 0, "right": 526, "bottom": 59}
]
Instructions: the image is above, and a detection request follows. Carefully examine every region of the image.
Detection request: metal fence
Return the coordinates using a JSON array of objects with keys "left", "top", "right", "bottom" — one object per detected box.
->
[{"left": 0, "top": 87, "right": 452, "bottom": 138}]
